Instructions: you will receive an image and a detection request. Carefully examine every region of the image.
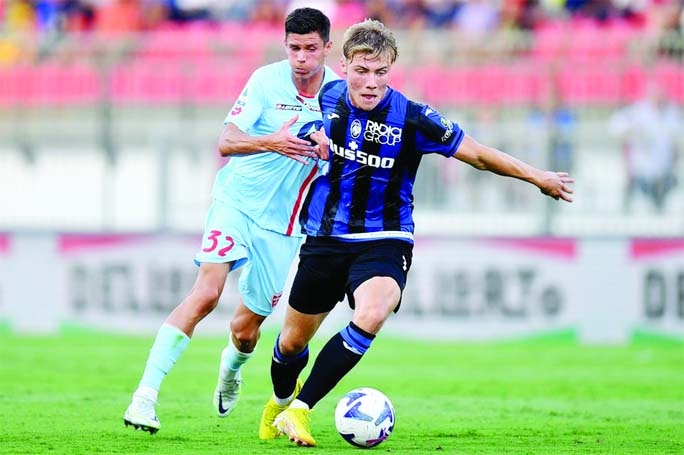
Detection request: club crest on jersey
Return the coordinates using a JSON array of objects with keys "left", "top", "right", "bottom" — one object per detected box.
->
[
  {"left": 364, "top": 119, "right": 402, "bottom": 146},
  {"left": 350, "top": 119, "right": 363, "bottom": 138}
]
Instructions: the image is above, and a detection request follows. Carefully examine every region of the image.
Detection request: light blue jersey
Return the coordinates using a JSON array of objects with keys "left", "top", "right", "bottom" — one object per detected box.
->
[{"left": 212, "top": 59, "right": 340, "bottom": 236}]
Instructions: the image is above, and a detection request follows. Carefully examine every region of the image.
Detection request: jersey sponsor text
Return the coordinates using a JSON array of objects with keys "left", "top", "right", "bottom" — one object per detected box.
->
[{"left": 330, "top": 140, "right": 395, "bottom": 169}]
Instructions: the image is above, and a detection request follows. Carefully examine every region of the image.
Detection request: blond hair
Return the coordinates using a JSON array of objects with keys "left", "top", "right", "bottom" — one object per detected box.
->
[{"left": 342, "top": 19, "right": 398, "bottom": 64}]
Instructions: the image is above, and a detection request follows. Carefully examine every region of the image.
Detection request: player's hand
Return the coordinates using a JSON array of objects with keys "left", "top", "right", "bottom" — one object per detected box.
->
[
  {"left": 539, "top": 171, "right": 574, "bottom": 202},
  {"left": 309, "top": 127, "right": 329, "bottom": 160},
  {"left": 271, "top": 115, "right": 319, "bottom": 164}
]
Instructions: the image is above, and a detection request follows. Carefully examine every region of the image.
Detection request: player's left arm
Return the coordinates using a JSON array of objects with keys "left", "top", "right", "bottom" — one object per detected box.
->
[{"left": 454, "top": 134, "right": 574, "bottom": 202}]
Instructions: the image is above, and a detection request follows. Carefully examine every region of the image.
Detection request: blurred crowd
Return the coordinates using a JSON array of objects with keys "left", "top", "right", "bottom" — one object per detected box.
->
[
  {"left": 0, "top": 2, "right": 681, "bottom": 218},
  {"left": 1, "top": 0, "right": 682, "bottom": 36}
]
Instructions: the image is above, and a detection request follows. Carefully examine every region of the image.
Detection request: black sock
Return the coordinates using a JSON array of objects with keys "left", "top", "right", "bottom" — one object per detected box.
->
[
  {"left": 297, "top": 322, "right": 375, "bottom": 409},
  {"left": 271, "top": 334, "right": 309, "bottom": 399}
]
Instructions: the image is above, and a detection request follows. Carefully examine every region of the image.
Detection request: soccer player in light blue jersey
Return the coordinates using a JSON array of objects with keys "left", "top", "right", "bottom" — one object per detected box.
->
[
  {"left": 264, "top": 19, "right": 575, "bottom": 447},
  {"left": 123, "top": 7, "right": 340, "bottom": 435}
]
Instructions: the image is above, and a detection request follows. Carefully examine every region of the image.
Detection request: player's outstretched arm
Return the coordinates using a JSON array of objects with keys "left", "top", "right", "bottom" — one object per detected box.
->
[
  {"left": 453, "top": 134, "right": 574, "bottom": 203},
  {"left": 217, "top": 115, "right": 319, "bottom": 164}
]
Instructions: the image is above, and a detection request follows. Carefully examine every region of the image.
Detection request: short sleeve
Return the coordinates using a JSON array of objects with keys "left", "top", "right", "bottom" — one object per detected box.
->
[
  {"left": 223, "top": 70, "right": 265, "bottom": 131},
  {"left": 410, "top": 102, "right": 464, "bottom": 158}
]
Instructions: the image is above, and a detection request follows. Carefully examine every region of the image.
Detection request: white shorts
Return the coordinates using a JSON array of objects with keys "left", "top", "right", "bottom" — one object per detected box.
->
[{"left": 194, "top": 199, "right": 302, "bottom": 317}]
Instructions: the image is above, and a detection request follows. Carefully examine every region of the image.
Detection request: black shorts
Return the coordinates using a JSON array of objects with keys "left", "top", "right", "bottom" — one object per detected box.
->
[{"left": 288, "top": 236, "right": 413, "bottom": 315}]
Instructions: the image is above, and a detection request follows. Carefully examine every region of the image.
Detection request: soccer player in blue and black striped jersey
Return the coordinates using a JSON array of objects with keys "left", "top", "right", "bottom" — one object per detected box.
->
[{"left": 263, "top": 19, "right": 574, "bottom": 446}]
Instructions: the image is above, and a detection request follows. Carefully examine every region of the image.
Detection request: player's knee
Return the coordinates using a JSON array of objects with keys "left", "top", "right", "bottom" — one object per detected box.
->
[
  {"left": 355, "top": 305, "right": 393, "bottom": 333},
  {"left": 277, "top": 334, "right": 307, "bottom": 357},
  {"left": 230, "top": 319, "right": 259, "bottom": 350},
  {"left": 189, "top": 285, "right": 220, "bottom": 314}
]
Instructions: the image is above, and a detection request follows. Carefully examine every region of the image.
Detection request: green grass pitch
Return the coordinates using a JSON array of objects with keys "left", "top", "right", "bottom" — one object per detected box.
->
[{"left": 1, "top": 328, "right": 682, "bottom": 454}]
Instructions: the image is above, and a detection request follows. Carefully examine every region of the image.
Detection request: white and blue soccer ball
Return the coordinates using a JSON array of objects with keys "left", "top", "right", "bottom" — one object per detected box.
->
[{"left": 334, "top": 387, "right": 395, "bottom": 448}]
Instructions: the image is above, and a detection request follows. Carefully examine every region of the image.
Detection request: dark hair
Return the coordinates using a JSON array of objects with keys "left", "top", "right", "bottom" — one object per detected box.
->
[{"left": 285, "top": 7, "right": 331, "bottom": 43}]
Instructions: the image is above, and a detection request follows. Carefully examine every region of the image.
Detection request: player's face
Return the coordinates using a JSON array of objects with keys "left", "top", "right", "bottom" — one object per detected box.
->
[
  {"left": 285, "top": 32, "right": 331, "bottom": 81},
  {"left": 342, "top": 52, "right": 391, "bottom": 111}
]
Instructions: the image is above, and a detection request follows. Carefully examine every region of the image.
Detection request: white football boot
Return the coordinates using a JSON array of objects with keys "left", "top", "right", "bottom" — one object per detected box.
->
[
  {"left": 213, "top": 370, "right": 242, "bottom": 417},
  {"left": 123, "top": 394, "right": 160, "bottom": 434}
]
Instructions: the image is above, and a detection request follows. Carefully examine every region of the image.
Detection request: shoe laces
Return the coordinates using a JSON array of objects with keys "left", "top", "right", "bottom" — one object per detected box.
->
[
  {"left": 220, "top": 376, "right": 242, "bottom": 393},
  {"left": 131, "top": 394, "right": 158, "bottom": 415},
  {"left": 291, "top": 407, "right": 311, "bottom": 423}
]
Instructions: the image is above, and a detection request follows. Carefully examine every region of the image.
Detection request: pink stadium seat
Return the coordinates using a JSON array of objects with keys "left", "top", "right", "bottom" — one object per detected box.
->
[
  {"left": 0, "top": 66, "right": 28, "bottom": 106},
  {"left": 215, "top": 22, "right": 276, "bottom": 66},
  {"left": 0, "top": 64, "right": 99, "bottom": 106},
  {"left": 187, "top": 60, "right": 251, "bottom": 105},
  {"left": 408, "top": 65, "right": 549, "bottom": 108},
  {"left": 134, "top": 23, "right": 217, "bottom": 61},
  {"left": 467, "top": 64, "right": 537, "bottom": 106},
  {"left": 653, "top": 61, "right": 684, "bottom": 103},
  {"left": 531, "top": 21, "right": 568, "bottom": 62},
  {"left": 620, "top": 64, "right": 647, "bottom": 102},
  {"left": 424, "top": 66, "right": 478, "bottom": 107},
  {"left": 564, "top": 22, "right": 625, "bottom": 63},
  {"left": 556, "top": 65, "right": 622, "bottom": 106},
  {"left": 110, "top": 60, "right": 187, "bottom": 105},
  {"left": 35, "top": 63, "right": 100, "bottom": 106}
]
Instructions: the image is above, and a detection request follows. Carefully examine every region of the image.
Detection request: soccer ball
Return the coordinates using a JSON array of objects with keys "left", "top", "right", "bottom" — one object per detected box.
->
[{"left": 334, "top": 387, "right": 395, "bottom": 448}]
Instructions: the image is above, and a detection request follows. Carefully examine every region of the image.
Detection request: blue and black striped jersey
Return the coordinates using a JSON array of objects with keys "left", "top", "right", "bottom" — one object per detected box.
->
[{"left": 299, "top": 79, "right": 465, "bottom": 244}]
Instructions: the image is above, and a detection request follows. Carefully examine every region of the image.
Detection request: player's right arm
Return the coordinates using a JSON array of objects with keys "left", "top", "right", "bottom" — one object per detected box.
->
[{"left": 218, "top": 116, "right": 320, "bottom": 163}]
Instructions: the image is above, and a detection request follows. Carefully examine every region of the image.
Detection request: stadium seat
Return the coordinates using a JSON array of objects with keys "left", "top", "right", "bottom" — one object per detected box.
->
[
  {"left": 468, "top": 64, "right": 551, "bottom": 107},
  {"left": 0, "top": 66, "right": 29, "bottom": 106},
  {"left": 186, "top": 60, "right": 251, "bottom": 105},
  {"left": 564, "top": 20, "right": 631, "bottom": 64},
  {"left": 0, "top": 63, "right": 99, "bottom": 107},
  {"left": 653, "top": 61, "right": 684, "bottom": 103},
  {"left": 555, "top": 65, "right": 622, "bottom": 106},
  {"left": 530, "top": 21, "right": 568, "bottom": 62},
  {"left": 37, "top": 63, "right": 100, "bottom": 106},
  {"left": 110, "top": 60, "right": 188, "bottom": 105},
  {"left": 409, "top": 65, "right": 474, "bottom": 108},
  {"left": 134, "top": 22, "right": 218, "bottom": 61},
  {"left": 620, "top": 64, "right": 647, "bottom": 102}
]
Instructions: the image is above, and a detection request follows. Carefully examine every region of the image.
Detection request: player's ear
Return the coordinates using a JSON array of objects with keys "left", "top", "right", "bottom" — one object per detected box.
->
[{"left": 340, "top": 57, "right": 347, "bottom": 75}]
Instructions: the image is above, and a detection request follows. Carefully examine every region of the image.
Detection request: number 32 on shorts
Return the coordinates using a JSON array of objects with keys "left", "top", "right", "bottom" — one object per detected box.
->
[{"left": 202, "top": 230, "right": 235, "bottom": 257}]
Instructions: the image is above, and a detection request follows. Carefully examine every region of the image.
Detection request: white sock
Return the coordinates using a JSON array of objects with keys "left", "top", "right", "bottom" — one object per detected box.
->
[
  {"left": 273, "top": 392, "right": 295, "bottom": 406},
  {"left": 134, "top": 385, "right": 159, "bottom": 402},
  {"left": 289, "top": 399, "right": 310, "bottom": 410},
  {"left": 139, "top": 323, "right": 190, "bottom": 393},
  {"left": 219, "top": 336, "right": 253, "bottom": 383}
]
